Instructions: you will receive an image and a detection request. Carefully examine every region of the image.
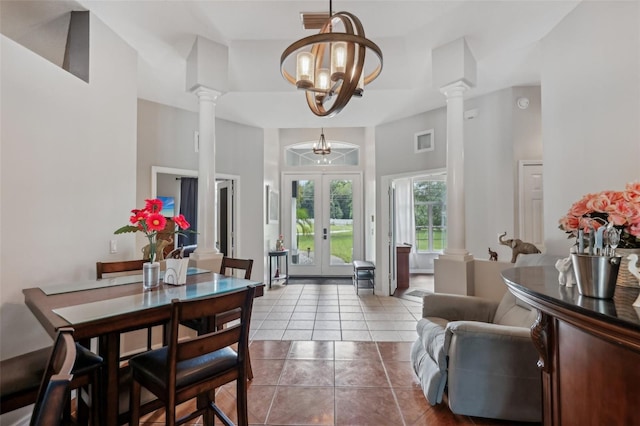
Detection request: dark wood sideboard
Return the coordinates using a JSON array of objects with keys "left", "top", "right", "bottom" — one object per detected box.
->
[
  {"left": 396, "top": 245, "right": 411, "bottom": 289},
  {"left": 501, "top": 266, "right": 640, "bottom": 426}
]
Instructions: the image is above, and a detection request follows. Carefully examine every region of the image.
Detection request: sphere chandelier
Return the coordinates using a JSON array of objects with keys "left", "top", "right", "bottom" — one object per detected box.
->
[{"left": 280, "top": 1, "right": 383, "bottom": 117}]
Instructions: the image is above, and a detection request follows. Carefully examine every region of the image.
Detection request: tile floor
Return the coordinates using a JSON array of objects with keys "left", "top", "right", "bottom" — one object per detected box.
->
[
  {"left": 249, "top": 283, "right": 423, "bottom": 343},
  {"left": 138, "top": 278, "right": 539, "bottom": 425},
  {"left": 140, "top": 340, "right": 538, "bottom": 426}
]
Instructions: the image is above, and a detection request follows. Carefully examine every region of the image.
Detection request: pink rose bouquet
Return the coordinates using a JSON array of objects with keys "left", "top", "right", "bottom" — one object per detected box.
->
[{"left": 558, "top": 182, "right": 640, "bottom": 249}]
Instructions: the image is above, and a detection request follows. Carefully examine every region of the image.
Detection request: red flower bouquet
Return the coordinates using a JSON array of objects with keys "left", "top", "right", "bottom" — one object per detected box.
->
[{"left": 115, "top": 198, "right": 193, "bottom": 263}]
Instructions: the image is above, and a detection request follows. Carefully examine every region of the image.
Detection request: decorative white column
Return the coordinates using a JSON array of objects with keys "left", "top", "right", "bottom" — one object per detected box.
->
[
  {"left": 190, "top": 87, "right": 222, "bottom": 267},
  {"left": 434, "top": 80, "right": 474, "bottom": 296},
  {"left": 441, "top": 80, "right": 471, "bottom": 260}
]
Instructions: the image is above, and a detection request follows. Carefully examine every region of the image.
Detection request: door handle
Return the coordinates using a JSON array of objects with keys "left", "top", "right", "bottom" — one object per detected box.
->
[{"left": 323, "top": 228, "right": 327, "bottom": 240}]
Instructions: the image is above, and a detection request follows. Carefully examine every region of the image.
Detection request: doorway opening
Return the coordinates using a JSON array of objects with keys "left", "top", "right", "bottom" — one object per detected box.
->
[
  {"left": 380, "top": 169, "right": 446, "bottom": 296},
  {"left": 151, "top": 166, "right": 238, "bottom": 257}
]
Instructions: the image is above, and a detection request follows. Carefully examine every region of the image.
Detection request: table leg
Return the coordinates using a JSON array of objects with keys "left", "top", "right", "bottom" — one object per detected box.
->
[
  {"left": 285, "top": 253, "right": 289, "bottom": 284},
  {"left": 99, "top": 332, "right": 121, "bottom": 426}
]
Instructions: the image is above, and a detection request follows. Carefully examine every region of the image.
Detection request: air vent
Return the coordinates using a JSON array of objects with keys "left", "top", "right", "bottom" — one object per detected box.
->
[{"left": 300, "top": 12, "right": 330, "bottom": 30}]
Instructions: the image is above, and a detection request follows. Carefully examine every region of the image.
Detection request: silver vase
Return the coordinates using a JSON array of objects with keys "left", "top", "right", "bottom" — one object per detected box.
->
[
  {"left": 143, "top": 262, "right": 160, "bottom": 290},
  {"left": 571, "top": 253, "right": 621, "bottom": 299}
]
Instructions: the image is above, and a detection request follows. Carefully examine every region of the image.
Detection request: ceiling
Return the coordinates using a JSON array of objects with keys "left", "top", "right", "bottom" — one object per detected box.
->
[{"left": 10, "top": 0, "right": 581, "bottom": 129}]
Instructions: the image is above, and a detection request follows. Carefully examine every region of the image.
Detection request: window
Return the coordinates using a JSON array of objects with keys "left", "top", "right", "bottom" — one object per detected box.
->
[
  {"left": 413, "top": 178, "right": 446, "bottom": 253},
  {"left": 285, "top": 141, "right": 359, "bottom": 166}
]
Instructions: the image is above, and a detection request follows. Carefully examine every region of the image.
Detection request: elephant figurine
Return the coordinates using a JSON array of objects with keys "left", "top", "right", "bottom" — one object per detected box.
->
[{"left": 499, "top": 232, "right": 541, "bottom": 263}]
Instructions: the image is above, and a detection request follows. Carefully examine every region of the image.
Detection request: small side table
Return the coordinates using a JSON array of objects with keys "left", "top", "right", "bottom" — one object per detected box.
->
[{"left": 268, "top": 249, "right": 289, "bottom": 289}]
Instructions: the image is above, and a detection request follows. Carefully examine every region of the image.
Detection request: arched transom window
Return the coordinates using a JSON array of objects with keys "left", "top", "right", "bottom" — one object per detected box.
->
[{"left": 285, "top": 141, "right": 359, "bottom": 167}]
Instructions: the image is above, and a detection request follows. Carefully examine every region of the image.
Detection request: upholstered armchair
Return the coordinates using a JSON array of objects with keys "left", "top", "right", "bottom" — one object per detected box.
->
[{"left": 411, "top": 254, "right": 558, "bottom": 422}]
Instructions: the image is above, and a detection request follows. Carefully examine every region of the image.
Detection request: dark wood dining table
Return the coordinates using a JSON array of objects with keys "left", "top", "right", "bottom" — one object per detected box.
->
[{"left": 23, "top": 269, "right": 264, "bottom": 426}]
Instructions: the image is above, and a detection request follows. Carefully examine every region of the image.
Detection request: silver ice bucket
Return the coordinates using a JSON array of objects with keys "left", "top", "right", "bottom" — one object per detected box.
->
[{"left": 571, "top": 253, "right": 621, "bottom": 299}]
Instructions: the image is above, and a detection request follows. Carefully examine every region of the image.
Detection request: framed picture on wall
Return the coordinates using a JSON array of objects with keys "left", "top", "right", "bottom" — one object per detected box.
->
[
  {"left": 266, "top": 185, "right": 280, "bottom": 225},
  {"left": 266, "top": 186, "right": 279, "bottom": 224},
  {"left": 158, "top": 196, "right": 175, "bottom": 217}
]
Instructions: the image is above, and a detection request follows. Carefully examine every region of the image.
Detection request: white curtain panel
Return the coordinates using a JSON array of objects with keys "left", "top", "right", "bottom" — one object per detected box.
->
[{"left": 394, "top": 178, "right": 418, "bottom": 269}]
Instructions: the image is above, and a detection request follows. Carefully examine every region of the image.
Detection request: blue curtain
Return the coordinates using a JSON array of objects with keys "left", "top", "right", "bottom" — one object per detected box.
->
[{"left": 179, "top": 177, "right": 198, "bottom": 247}]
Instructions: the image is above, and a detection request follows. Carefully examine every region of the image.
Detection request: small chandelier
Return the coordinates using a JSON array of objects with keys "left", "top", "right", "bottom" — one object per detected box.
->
[
  {"left": 313, "top": 128, "right": 331, "bottom": 155},
  {"left": 280, "top": 0, "right": 383, "bottom": 117}
]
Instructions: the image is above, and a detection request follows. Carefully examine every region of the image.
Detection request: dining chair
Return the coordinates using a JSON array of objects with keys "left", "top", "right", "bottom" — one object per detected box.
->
[
  {"left": 29, "top": 328, "right": 76, "bottom": 426},
  {"left": 96, "top": 259, "right": 158, "bottom": 355},
  {"left": 96, "top": 259, "right": 147, "bottom": 279},
  {"left": 219, "top": 257, "right": 253, "bottom": 279},
  {"left": 128, "top": 285, "right": 256, "bottom": 426},
  {"left": 1, "top": 332, "right": 103, "bottom": 425},
  {"left": 182, "top": 257, "right": 255, "bottom": 379},
  {"left": 182, "top": 257, "right": 254, "bottom": 332}
]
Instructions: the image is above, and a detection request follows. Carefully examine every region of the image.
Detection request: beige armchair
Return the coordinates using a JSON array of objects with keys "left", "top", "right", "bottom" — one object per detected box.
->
[{"left": 411, "top": 254, "right": 558, "bottom": 422}]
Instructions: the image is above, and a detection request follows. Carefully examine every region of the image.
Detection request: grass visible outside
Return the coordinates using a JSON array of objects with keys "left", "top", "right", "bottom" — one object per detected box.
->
[
  {"left": 296, "top": 224, "right": 354, "bottom": 263},
  {"left": 416, "top": 229, "right": 445, "bottom": 252},
  {"left": 295, "top": 226, "right": 444, "bottom": 261}
]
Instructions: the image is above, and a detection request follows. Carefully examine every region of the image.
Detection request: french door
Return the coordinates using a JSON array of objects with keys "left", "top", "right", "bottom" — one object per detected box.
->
[{"left": 283, "top": 173, "right": 362, "bottom": 276}]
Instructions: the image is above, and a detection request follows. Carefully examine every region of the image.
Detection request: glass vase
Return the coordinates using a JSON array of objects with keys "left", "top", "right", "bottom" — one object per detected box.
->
[{"left": 143, "top": 262, "right": 160, "bottom": 290}]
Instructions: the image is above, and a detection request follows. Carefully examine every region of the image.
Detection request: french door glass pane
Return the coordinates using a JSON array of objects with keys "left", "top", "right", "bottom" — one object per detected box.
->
[
  {"left": 293, "top": 179, "right": 315, "bottom": 265},
  {"left": 329, "top": 179, "right": 353, "bottom": 265}
]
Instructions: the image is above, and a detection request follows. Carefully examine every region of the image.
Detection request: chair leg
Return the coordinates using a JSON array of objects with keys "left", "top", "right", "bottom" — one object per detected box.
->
[
  {"left": 246, "top": 350, "right": 254, "bottom": 381},
  {"left": 147, "top": 327, "right": 153, "bottom": 351},
  {"left": 237, "top": 373, "right": 249, "bottom": 426},
  {"left": 166, "top": 400, "right": 176, "bottom": 426},
  {"left": 90, "top": 369, "right": 101, "bottom": 426},
  {"left": 129, "top": 380, "right": 141, "bottom": 426},
  {"left": 201, "top": 392, "right": 214, "bottom": 426}
]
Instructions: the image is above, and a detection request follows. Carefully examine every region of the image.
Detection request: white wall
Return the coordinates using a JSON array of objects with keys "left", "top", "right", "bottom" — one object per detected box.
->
[
  {"left": 215, "top": 118, "right": 265, "bottom": 280},
  {"left": 375, "top": 108, "right": 448, "bottom": 178},
  {"left": 464, "top": 86, "right": 542, "bottom": 262},
  {"left": 0, "top": 13, "right": 137, "bottom": 424},
  {"left": 541, "top": 1, "right": 640, "bottom": 255},
  {"left": 264, "top": 128, "right": 280, "bottom": 281},
  {"left": 363, "top": 126, "right": 377, "bottom": 262},
  {"left": 137, "top": 101, "right": 266, "bottom": 280}
]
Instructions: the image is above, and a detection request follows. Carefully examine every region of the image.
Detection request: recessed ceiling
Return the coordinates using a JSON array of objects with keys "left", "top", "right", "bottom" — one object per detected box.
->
[{"left": 9, "top": 1, "right": 581, "bottom": 129}]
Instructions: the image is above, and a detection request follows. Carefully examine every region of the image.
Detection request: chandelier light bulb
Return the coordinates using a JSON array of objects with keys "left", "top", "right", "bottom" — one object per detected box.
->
[
  {"left": 296, "top": 52, "right": 315, "bottom": 89},
  {"left": 317, "top": 68, "right": 331, "bottom": 90},
  {"left": 331, "top": 42, "right": 347, "bottom": 81}
]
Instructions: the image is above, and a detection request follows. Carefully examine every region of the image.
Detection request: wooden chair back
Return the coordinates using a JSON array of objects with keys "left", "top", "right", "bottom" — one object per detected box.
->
[
  {"left": 131, "top": 286, "right": 256, "bottom": 425},
  {"left": 219, "top": 257, "right": 253, "bottom": 279},
  {"left": 96, "top": 259, "right": 146, "bottom": 279},
  {"left": 30, "top": 328, "right": 76, "bottom": 426}
]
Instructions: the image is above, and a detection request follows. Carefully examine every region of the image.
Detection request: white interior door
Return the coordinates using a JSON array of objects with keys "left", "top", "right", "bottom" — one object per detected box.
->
[
  {"left": 284, "top": 173, "right": 362, "bottom": 276},
  {"left": 388, "top": 182, "right": 397, "bottom": 295},
  {"left": 519, "top": 161, "right": 544, "bottom": 248}
]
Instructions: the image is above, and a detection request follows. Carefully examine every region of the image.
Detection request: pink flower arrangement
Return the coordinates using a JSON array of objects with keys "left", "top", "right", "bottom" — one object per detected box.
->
[
  {"left": 115, "top": 198, "right": 193, "bottom": 262},
  {"left": 558, "top": 182, "right": 640, "bottom": 248}
]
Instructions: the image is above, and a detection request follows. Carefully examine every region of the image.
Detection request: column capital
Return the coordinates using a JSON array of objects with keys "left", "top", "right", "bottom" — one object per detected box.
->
[
  {"left": 192, "top": 85, "right": 222, "bottom": 103},
  {"left": 439, "top": 80, "right": 470, "bottom": 99}
]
